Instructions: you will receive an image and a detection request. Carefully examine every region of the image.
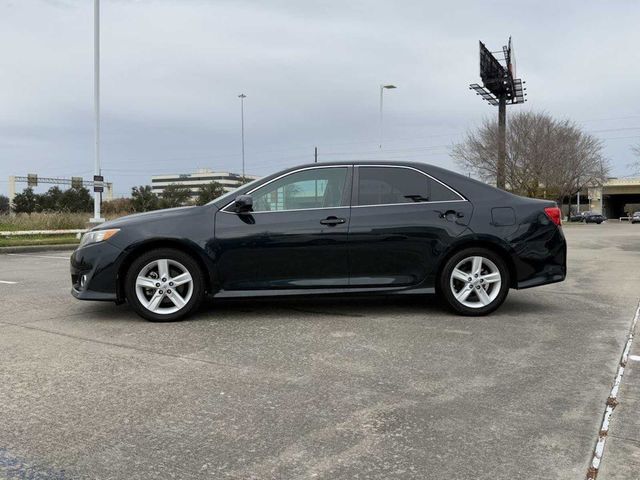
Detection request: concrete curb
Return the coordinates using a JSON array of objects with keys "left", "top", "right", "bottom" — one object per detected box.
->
[{"left": 0, "top": 244, "right": 78, "bottom": 254}]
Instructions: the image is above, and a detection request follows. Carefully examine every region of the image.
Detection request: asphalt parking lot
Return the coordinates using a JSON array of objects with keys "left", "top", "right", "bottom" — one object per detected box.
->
[{"left": 1, "top": 223, "right": 639, "bottom": 480}]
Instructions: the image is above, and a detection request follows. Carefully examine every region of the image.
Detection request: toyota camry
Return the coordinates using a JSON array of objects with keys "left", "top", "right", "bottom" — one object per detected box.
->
[{"left": 71, "top": 162, "right": 566, "bottom": 321}]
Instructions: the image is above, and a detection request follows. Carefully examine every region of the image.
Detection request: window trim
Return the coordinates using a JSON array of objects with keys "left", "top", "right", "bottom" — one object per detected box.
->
[
  {"left": 220, "top": 165, "right": 352, "bottom": 214},
  {"left": 352, "top": 165, "right": 466, "bottom": 208}
]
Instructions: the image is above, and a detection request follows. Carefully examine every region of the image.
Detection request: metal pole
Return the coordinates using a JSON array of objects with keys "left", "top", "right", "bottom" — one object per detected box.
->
[
  {"left": 314, "top": 146, "right": 318, "bottom": 163},
  {"left": 238, "top": 94, "right": 246, "bottom": 180},
  {"left": 8, "top": 176, "right": 15, "bottom": 213},
  {"left": 91, "top": 0, "right": 103, "bottom": 222},
  {"left": 379, "top": 86, "right": 383, "bottom": 149},
  {"left": 577, "top": 189, "right": 580, "bottom": 214},
  {"left": 496, "top": 96, "right": 506, "bottom": 189}
]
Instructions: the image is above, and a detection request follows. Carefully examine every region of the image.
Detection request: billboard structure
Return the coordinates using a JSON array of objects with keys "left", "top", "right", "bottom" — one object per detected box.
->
[
  {"left": 7, "top": 175, "right": 113, "bottom": 210},
  {"left": 469, "top": 37, "right": 526, "bottom": 189}
]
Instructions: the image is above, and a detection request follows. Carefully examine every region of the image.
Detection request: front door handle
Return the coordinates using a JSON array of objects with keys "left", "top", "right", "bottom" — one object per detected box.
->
[{"left": 320, "top": 216, "right": 346, "bottom": 226}]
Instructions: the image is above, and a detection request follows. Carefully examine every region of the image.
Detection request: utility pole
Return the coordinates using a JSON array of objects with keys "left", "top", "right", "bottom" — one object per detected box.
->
[
  {"left": 497, "top": 97, "right": 506, "bottom": 189},
  {"left": 238, "top": 94, "right": 247, "bottom": 181},
  {"left": 90, "top": 0, "right": 104, "bottom": 223},
  {"left": 314, "top": 146, "right": 318, "bottom": 163}
]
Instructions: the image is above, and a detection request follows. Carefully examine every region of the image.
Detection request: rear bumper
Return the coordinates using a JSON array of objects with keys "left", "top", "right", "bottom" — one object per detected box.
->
[
  {"left": 70, "top": 241, "right": 122, "bottom": 302},
  {"left": 512, "top": 225, "right": 567, "bottom": 290}
]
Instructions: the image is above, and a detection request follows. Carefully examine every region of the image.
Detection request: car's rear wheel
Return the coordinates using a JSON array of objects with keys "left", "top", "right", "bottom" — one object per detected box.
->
[
  {"left": 125, "top": 248, "right": 204, "bottom": 322},
  {"left": 439, "top": 248, "right": 510, "bottom": 316}
]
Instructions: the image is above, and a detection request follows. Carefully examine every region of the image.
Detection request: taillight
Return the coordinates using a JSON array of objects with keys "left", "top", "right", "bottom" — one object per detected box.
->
[{"left": 544, "top": 206, "right": 562, "bottom": 226}]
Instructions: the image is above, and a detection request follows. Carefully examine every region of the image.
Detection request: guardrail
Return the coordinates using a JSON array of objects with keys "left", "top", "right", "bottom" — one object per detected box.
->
[
  {"left": 620, "top": 217, "right": 631, "bottom": 222},
  {"left": 0, "top": 229, "right": 87, "bottom": 237}
]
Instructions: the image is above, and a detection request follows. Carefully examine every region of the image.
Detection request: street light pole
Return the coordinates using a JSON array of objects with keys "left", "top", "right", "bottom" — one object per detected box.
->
[
  {"left": 90, "top": 0, "right": 104, "bottom": 223},
  {"left": 379, "top": 84, "right": 396, "bottom": 149},
  {"left": 238, "top": 94, "right": 246, "bottom": 180}
]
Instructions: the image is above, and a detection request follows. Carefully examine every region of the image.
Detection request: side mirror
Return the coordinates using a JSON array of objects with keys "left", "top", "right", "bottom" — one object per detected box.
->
[{"left": 233, "top": 195, "right": 253, "bottom": 214}]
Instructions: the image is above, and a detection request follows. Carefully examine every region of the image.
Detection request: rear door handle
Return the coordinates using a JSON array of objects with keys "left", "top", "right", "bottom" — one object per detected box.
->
[
  {"left": 438, "top": 210, "right": 465, "bottom": 219},
  {"left": 320, "top": 216, "right": 346, "bottom": 226}
]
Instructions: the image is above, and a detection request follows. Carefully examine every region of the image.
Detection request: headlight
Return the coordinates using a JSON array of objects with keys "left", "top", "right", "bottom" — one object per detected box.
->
[{"left": 79, "top": 228, "right": 120, "bottom": 248}]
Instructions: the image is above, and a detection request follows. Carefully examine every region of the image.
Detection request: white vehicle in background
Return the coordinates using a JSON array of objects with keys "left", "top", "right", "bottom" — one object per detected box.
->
[{"left": 631, "top": 212, "right": 640, "bottom": 224}]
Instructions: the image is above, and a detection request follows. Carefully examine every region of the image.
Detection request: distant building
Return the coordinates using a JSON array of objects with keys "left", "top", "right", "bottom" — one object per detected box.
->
[
  {"left": 588, "top": 177, "right": 640, "bottom": 218},
  {"left": 151, "top": 169, "right": 260, "bottom": 199}
]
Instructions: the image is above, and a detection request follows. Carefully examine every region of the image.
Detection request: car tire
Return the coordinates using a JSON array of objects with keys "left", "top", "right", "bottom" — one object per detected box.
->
[
  {"left": 439, "top": 247, "right": 510, "bottom": 316},
  {"left": 125, "top": 248, "right": 205, "bottom": 322}
]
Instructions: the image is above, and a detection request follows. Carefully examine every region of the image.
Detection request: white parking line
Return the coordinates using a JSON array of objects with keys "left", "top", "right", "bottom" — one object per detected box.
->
[
  {"left": 0, "top": 280, "right": 18, "bottom": 284},
  {"left": 7, "top": 253, "right": 70, "bottom": 260}
]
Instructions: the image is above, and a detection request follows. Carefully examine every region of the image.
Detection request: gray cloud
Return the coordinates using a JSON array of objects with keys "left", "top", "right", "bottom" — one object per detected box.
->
[{"left": 1, "top": 0, "right": 639, "bottom": 197}]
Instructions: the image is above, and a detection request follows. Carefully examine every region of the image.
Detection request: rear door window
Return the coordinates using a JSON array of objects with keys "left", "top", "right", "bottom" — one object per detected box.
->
[{"left": 356, "top": 167, "right": 460, "bottom": 206}]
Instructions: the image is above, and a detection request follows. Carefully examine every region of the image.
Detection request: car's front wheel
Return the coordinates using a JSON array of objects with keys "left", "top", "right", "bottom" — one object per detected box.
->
[
  {"left": 439, "top": 248, "right": 510, "bottom": 316},
  {"left": 125, "top": 248, "right": 205, "bottom": 322}
]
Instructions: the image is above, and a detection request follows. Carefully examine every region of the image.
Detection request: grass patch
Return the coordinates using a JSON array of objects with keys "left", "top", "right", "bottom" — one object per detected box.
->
[
  {"left": 0, "top": 234, "right": 79, "bottom": 248},
  {"left": 0, "top": 213, "right": 90, "bottom": 231}
]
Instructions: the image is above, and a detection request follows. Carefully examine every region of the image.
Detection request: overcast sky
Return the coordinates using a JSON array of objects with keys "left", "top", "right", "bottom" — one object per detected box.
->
[{"left": 1, "top": 0, "right": 640, "bottom": 197}]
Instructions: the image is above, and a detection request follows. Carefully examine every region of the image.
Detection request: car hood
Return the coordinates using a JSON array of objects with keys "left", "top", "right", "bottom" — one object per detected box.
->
[{"left": 92, "top": 206, "right": 206, "bottom": 230}]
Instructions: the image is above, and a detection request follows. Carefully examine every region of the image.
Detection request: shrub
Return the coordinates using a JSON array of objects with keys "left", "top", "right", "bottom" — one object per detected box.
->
[
  {"left": 0, "top": 195, "right": 9, "bottom": 214},
  {"left": 102, "top": 198, "right": 134, "bottom": 215},
  {"left": 131, "top": 186, "right": 160, "bottom": 212}
]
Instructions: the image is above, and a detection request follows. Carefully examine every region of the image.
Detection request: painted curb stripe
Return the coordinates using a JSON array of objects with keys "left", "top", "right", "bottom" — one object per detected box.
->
[{"left": 586, "top": 302, "right": 639, "bottom": 479}]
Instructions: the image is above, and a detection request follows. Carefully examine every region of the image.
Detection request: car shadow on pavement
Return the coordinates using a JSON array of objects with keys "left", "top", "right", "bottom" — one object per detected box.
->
[
  {"left": 75, "top": 291, "right": 552, "bottom": 323},
  {"left": 200, "top": 294, "right": 446, "bottom": 317},
  {"left": 490, "top": 292, "right": 558, "bottom": 315}
]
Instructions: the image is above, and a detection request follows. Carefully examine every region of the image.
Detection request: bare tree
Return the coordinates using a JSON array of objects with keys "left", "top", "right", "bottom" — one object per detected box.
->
[
  {"left": 452, "top": 111, "right": 609, "bottom": 206},
  {"left": 631, "top": 144, "right": 640, "bottom": 174}
]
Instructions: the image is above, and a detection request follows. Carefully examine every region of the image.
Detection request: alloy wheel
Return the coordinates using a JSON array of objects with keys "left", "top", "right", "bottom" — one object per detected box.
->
[
  {"left": 135, "top": 259, "right": 194, "bottom": 315},
  {"left": 449, "top": 255, "right": 502, "bottom": 309}
]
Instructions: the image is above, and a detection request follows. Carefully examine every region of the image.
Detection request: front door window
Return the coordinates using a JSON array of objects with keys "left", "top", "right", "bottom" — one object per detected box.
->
[{"left": 251, "top": 167, "right": 349, "bottom": 212}]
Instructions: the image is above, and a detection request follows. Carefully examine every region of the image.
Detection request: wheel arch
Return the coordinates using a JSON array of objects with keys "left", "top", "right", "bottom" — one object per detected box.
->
[
  {"left": 436, "top": 237, "right": 518, "bottom": 290},
  {"left": 116, "top": 239, "right": 212, "bottom": 302}
]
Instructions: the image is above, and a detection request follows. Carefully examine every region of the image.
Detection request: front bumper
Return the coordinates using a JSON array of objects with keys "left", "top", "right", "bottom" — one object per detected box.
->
[{"left": 70, "top": 241, "right": 123, "bottom": 302}]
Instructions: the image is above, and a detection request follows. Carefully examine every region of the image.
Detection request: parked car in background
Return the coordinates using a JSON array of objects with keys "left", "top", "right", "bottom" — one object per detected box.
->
[
  {"left": 631, "top": 212, "right": 640, "bottom": 224},
  {"left": 569, "top": 212, "right": 586, "bottom": 222},
  {"left": 584, "top": 213, "right": 606, "bottom": 224},
  {"left": 71, "top": 162, "right": 567, "bottom": 321}
]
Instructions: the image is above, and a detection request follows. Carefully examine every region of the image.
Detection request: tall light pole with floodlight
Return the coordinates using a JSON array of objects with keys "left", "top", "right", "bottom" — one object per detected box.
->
[
  {"left": 238, "top": 94, "right": 247, "bottom": 180},
  {"left": 91, "top": 0, "right": 104, "bottom": 223},
  {"left": 379, "top": 84, "right": 396, "bottom": 149}
]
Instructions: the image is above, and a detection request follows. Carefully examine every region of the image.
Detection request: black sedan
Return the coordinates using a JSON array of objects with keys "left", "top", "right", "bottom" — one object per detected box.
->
[
  {"left": 71, "top": 162, "right": 567, "bottom": 321},
  {"left": 584, "top": 213, "right": 606, "bottom": 224}
]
